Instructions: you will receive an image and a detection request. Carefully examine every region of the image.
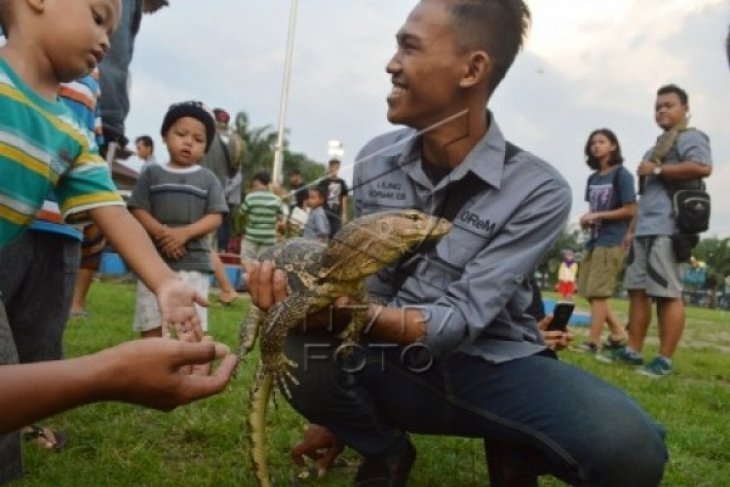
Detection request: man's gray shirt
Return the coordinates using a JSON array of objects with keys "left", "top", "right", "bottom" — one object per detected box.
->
[
  {"left": 636, "top": 128, "right": 712, "bottom": 237},
  {"left": 353, "top": 114, "right": 572, "bottom": 363}
]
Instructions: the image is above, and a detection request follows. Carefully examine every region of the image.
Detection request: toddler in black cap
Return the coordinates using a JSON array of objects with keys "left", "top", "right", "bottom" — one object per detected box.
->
[{"left": 160, "top": 101, "right": 216, "bottom": 151}]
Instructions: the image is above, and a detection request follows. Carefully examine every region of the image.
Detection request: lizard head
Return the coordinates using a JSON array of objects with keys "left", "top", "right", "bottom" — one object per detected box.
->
[{"left": 319, "top": 209, "right": 452, "bottom": 281}]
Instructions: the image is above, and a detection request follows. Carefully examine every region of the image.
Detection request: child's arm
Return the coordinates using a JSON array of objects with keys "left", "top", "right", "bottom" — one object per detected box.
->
[{"left": 90, "top": 205, "right": 208, "bottom": 338}]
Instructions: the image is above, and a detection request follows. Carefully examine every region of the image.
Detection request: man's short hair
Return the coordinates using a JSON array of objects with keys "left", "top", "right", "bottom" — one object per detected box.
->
[
  {"left": 656, "top": 84, "right": 689, "bottom": 105},
  {"left": 253, "top": 171, "right": 271, "bottom": 186},
  {"left": 328, "top": 159, "right": 341, "bottom": 167},
  {"left": 288, "top": 168, "right": 302, "bottom": 177},
  {"left": 445, "top": 0, "right": 531, "bottom": 95},
  {"left": 135, "top": 135, "right": 154, "bottom": 150}
]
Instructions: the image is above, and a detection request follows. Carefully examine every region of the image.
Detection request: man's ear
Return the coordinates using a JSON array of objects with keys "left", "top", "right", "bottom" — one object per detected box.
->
[
  {"left": 459, "top": 50, "right": 491, "bottom": 89},
  {"left": 26, "top": 0, "right": 46, "bottom": 14}
]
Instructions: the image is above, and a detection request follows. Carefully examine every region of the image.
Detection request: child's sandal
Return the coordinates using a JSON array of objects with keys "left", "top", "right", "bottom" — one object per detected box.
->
[{"left": 21, "top": 425, "right": 68, "bottom": 452}]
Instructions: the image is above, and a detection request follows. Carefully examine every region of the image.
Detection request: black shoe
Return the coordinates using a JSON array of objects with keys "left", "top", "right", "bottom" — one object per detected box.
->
[{"left": 355, "top": 441, "right": 416, "bottom": 486}]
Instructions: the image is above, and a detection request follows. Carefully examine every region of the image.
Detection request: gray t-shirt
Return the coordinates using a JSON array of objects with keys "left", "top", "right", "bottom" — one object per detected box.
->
[
  {"left": 353, "top": 113, "right": 572, "bottom": 364},
  {"left": 303, "top": 206, "right": 330, "bottom": 240},
  {"left": 584, "top": 166, "right": 636, "bottom": 249},
  {"left": 128, "top": 164, "right": 228, "bottom": 272},
  {"left": 635, "top": 128, "right": 712, "bottom": 237}
]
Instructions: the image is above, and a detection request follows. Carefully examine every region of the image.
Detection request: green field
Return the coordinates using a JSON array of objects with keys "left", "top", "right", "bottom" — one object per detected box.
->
[{"left": 16, "top": 282, "right": 730, "bottom": 486}]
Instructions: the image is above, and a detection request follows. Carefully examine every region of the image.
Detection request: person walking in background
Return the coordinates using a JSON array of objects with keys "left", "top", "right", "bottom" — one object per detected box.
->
[
  {"left": 556, "top": 249, "right": 579, "bottom": 300},
  {"left": 318, "top": 159, "right": 349, "bottom": 238},
  {"left": 98, "top": 0, "right": 169, "bottom": 153},
  {"left": 577, "top": 129, "right": 635, "bottom": 354},
  {"left": 128, "top": 101, "right": 228, "bottom": 337},
  {"left": 287, "top": 168, "right": 309, "bottom": 211},
  {"left": 135, "top": 135, "right": 157, "bottom": 164},
  {"left": 599, "top": 84, "right": 712, "bottom": 377},
  {"left": 302, "top": 187, "right": 330, "bottom": 242},
  {"left": 200, "top": 107, "right": 243, "bottom": 304},
  {"left": 240, "top": 172, "right": 284, "bottom": 266}
]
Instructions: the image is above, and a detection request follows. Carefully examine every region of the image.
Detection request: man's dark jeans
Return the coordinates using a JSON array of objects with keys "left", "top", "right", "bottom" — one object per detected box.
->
[{"left": 284, "top": 332, "right": 667, "bottom": 486}]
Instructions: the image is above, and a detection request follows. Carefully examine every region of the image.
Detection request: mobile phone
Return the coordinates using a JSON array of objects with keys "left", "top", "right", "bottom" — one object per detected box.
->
[{"left": 547, "top": 301, "right": 575, "bottom": 332}]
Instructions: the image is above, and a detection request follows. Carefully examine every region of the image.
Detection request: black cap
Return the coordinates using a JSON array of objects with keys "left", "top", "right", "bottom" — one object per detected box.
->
[{"left": 160, "top": 101, "right": 215, "bottom": 151}]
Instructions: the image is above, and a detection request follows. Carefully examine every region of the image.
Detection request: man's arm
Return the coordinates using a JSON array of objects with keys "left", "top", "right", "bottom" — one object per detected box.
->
[
  {"left": 638, "top": 160, "right": 712, "bottom": 180},
  {"left": 0, "top": 338, "right": 237, "bottom": 435},
  {"left": 369, "top": 180, "right": 572, "bottom": 356}
]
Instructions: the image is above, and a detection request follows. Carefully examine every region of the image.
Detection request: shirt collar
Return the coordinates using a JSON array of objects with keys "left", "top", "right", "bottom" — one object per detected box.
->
[{"left": 396, "top": 111, "right": 508, "bottom": 190}]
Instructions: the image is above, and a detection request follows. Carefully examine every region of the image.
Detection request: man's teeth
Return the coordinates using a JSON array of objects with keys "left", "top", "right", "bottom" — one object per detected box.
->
[{"left": 392, "top": 85, "right": 407, "bottom": 94}]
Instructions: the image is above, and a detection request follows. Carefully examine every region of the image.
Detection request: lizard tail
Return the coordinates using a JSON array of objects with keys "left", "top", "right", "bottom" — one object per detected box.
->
[{"left": 249, "top": 366, "right": 273, "bottom": 487}]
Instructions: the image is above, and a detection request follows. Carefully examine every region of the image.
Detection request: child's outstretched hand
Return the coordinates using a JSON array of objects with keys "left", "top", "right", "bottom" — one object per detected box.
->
[{"left": 155, "top": 277, "right": 209, "bottom": 340}]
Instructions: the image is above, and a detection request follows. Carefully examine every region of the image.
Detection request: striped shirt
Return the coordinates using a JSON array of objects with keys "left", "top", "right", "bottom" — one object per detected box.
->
[
  {"left": 0, "top": 58, "right": 122, "bottom": 247},
  {"left": 28, "top": 69, "right": 104, "bottom": 240},
  {"left": 241, "top": 190, "right": 282, "bottom": 245}
]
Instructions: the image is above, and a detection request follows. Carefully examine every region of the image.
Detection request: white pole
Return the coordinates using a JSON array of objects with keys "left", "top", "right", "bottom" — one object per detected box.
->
[{"left": 272, "top": 0, "right": 298, "bottom": 187}]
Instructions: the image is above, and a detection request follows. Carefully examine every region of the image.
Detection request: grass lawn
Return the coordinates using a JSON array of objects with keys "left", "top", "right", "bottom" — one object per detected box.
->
[{"left": 16, "top": 281, "right": 730, "bottom": 486}]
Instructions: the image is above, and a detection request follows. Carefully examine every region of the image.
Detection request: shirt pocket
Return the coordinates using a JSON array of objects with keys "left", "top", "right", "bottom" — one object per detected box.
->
[{"left": 433, "top": 225, "right": 490, "bottom": 278}]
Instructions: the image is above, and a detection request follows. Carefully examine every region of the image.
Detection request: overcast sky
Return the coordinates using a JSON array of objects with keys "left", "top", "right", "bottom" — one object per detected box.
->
[{"left": 125, "top": 0, "right": 730, "bottom": 236}]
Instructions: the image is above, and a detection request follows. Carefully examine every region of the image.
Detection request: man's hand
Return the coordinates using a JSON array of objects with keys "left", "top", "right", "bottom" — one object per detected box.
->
[
  {"left": 155, "top": 277, "right": 208, "bottom": 340},
  {"left": 291, "top": 424, "right": 344, "bottom": 478},
  {"left": 637, "top": 160, "right": 658, "bottom": 177},
  {"left": 244, "top": 261, "right": 288, "bottom": 312},
  {"left": 537, "top": 315, "right": 573, "bottom": 352},
  {"left": 244, "top": 261, "right": 353, "bottom": 332},
  {"left": 96, "top": 337, "right": 238, "bottom": 410}
]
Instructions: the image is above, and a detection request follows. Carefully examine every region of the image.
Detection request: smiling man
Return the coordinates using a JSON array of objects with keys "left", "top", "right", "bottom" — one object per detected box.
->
[{"left": 248, "top": 1, "right": 668, "bottom": 485}]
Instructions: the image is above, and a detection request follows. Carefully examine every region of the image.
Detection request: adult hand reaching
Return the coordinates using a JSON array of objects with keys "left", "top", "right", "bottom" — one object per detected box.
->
[{"left": 0, "top": 337, "right": 237, "bottom": 434}]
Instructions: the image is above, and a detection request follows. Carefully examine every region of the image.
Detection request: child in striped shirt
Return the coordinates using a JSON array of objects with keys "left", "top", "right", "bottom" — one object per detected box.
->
[
  {"left": 240, "top": 172, "right": 284, "bottom": 265},
  {"left": 0, "top": 0, "right": 210, "bottom": 482}
]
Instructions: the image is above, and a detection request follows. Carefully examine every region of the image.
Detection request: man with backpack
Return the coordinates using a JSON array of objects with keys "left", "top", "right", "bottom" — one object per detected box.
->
[{"left": 599, "top": 84, "right": 713, "bottom": 377}]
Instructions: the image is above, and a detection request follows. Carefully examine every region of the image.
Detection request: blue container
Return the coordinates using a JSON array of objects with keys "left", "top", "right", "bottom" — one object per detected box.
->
[
  {"left": 212, "top": 265, "right": 243, "bottom": 291},
  {"left": 99, "top": 252, "right": 128, "bottom": 275}
]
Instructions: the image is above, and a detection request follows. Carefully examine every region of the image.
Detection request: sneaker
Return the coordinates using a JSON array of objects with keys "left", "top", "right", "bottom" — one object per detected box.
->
[
  {"left": 355, "top": 441, "right": 416, "bottom": 487},
  {"left": 596, "top": 346, "right": 644, "bottom": 366},
  {"left": 637, "top": 356, "right": 673, "bottom": 378},
  {"left": 601, "top": 336, "right": 627, "bottom": 350},
  {"left": 578, "top": 341, "right": 598, "bottom": 354}
]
